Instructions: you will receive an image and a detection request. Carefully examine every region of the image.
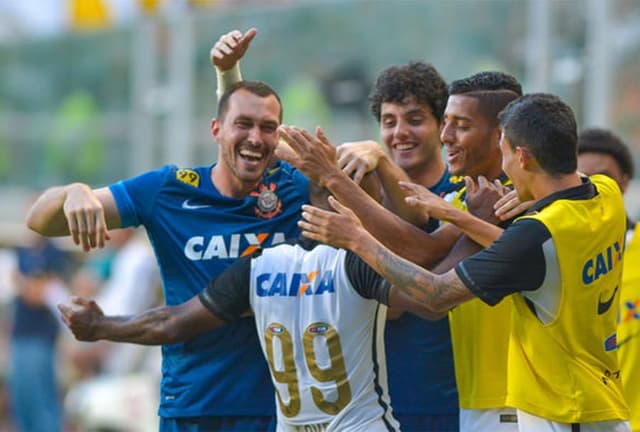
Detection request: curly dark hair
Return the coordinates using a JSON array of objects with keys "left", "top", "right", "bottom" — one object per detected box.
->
[
  {"left": 449, "top": 71, "right": 523, "bottom": 96},
  {"left": 578, "top": 128, "right": 635, "bottom": 178},
  {"left": 369, "top": 62, "right": 448, "bottom": 124}
]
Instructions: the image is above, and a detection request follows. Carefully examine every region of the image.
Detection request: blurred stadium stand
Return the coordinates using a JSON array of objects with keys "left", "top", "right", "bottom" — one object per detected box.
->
[
  {"left": 1, "top": 1, "right": 640, "bottom": 429},
  {"left": 1, "top": 0, "right": 640, "bottom": 234}
]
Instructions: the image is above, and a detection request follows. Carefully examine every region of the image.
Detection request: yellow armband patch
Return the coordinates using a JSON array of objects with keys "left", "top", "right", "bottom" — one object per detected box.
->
[{"left": 176, "top": 169, "right": 200, "bottom": 187}]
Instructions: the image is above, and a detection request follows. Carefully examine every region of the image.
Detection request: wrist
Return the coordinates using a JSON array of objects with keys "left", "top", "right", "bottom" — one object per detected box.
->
[
  {"left": 216, "top": 63, "right": 243, "bottom": 98},
  {"left": 375, "top": 150, "right": 391, "bottom": 169},
  {"left": 322, "top": 169, "right": 350, "bottom": 190},
  {"left": 91, "top": 317, "right": 111, "bottom": 341},
  {"left": 349, "top": 227, "right": 378, "bottom": 261}
]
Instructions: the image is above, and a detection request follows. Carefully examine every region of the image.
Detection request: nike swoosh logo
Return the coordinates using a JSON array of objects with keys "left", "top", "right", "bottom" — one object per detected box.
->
[
  {"left": 597, "top": 286, "right": 619, "bottom": 315},
  {"left": 181, "top": 199, "right": 213, "bottom": 210}
]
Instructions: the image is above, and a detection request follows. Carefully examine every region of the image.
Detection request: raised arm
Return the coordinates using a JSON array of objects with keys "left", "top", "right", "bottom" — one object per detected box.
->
[
  {"left": 278, "top": 126, "right": 458, "bottom": 269},
  {"left": 211, "top": 28, "right": 257, "bottom": 99},
  {"left": 25, "top": 184, "right": 121, "bottom": 251},
  {"left": 58, "top": 296, "right": 223, "bottom": 345}
]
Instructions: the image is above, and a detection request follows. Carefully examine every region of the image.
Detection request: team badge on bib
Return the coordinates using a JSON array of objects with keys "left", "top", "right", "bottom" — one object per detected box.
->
[{"left": 251, "top": 183, "right": 282, "bottom": 219}]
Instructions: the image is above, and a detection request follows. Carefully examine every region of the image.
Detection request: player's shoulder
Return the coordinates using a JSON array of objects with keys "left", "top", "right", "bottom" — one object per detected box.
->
[
  {"left": 265, "top": 161, "right": 308, "bottom": 183},
  {"left": 441, "top": 176, "right": 466, "bottom": 203},
  {"left": 165, "top": 164, "right": 211, "bottom": 189},
  {"left": 443, "top": 175, "right": 466, "bottom": 193}
]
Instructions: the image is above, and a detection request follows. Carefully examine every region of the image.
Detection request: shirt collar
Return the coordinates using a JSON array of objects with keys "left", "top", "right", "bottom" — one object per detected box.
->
[{"left": 526, "top": 176, "right": 596, "bottom": 214}]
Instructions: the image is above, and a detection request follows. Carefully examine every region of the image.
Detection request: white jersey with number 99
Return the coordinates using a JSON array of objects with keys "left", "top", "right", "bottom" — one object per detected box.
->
[{"left": 250, "top": 242, "right": 399, "bottom": 432}]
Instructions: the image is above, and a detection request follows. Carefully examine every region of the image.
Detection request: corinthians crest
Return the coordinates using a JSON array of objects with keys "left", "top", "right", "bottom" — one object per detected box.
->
[{"left": 250, "top": 182, "right": 282, "bottom": 219}]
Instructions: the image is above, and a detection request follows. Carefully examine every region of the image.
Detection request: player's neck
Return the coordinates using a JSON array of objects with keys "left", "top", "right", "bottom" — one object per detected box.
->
[
  {"left": 210, "top": 165, "right": 259, "bottom": 198},
  {"left": 408, "top": 157, "right": 447, "bottom": 188},
  {"left": 530, "top": 172, "right": 583, "bottom": 201}
]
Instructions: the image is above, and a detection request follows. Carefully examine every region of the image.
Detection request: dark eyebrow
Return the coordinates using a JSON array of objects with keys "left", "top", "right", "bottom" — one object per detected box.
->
[
  {"left": 444, "top": 114, "right": 473, "bottom": 122},
  {"left": 405, "top": 108, "right": 427, "bottom": 116}
]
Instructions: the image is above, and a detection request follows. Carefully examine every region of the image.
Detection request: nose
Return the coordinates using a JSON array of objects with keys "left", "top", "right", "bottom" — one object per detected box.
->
[
  {"left": 246, "top": 126, "right": 261, "bottom": 145},
  {"left": 393, "top": 119, "right": 409, "bottom": 140},
  {"left": 440, "top": 122, "right": 454, "bottom": 145}
]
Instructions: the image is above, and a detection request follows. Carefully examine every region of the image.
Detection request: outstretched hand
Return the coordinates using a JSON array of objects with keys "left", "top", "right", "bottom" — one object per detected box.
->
[
  {"left": 494, "top": 188, "right": 534, "bottom": 221},
  {"left": 398, "top": 181, "right": 452, "bottom": 222},
  {"left": 465, "top": 176, "right": 507, "bottom": 224},
  {"left": 210, "top": 28, "right": 257, "bottom": 71},
  {"left": 58, "top": 296, "right": 105, "bottom": 341},
  {"left": 337, "top": 140, "right": 384, "bottom": 185},
  {"left": 298, "top": 196, "right": 364, "bottom": 250},
  {"left": 277, "top": 125, "right": 342, "bottom": 187}
]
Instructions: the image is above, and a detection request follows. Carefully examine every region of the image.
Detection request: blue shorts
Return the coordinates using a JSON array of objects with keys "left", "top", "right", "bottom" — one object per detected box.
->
[
  {"left": 395, "top": 414, "right": 459, "bottom": 432},
  {"left": 160, "top": 415, "right": 276, "bottom": 432}
]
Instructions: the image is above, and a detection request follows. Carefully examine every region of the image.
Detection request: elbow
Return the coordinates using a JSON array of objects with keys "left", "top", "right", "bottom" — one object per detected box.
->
[
  {"left": 25, "top": 209, "right": 44, "bottom": 234},
  {"left": 430, "top": 298, "right": 452, "bottom": 316},
  {"left": 152, "top": 324, "right": 185, "bottom": 345}
]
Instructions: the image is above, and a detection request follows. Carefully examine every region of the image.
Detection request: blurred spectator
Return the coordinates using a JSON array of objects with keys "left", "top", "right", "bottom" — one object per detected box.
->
[
  {"left": 64, "top": 227, "right": 161, "bottom": 431},
  {"left": 8, "top": 235, "right": 71, "bottom": 432}
]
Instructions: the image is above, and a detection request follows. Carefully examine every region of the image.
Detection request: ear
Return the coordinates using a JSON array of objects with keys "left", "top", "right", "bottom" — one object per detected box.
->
[
  {"left": 517, "top": 146, "right": 535, "bottom": 170},
  {"left": 211, "top": 118, "right": 220, "bottom": 142},
  {"left": 490, "top": 126, "right": 502, "bottom": 149}
]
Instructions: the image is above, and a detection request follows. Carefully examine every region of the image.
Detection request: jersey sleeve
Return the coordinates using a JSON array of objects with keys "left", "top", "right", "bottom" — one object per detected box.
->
[
  {"left": 109, "top": 165, "right": 172, "bottom": 228},
  {"left": 198, "top": 256, "right": 252, "bottom": 322},
  {"left": 344, "top": 250, "right": 390, "bottom": 305},
  {"left": 455, "top": 218, "right": 550, "bottom": 306}
]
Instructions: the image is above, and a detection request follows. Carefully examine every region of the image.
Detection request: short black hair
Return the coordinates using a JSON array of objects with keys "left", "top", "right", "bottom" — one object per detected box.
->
[
  {"left": 448, "top": 71, "right": 522, "bottom": 126},
  {"left": 578, "top": 128, "right": 634, "bottom": 178},
  {"left": 449, "top": 71, "right": 523, "bottom": 96},
  {"left": 499, "top": 93, "right": 578, "bottom": 175},
  {"left": 369, "top": 62, "right": 448, "bottom": 124},
  {"left": 218, "top": 81, "right": 283, "bottom": 122}
]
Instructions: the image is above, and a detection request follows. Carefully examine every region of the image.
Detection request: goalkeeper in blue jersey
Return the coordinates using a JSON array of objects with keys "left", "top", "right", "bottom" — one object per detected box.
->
[{"left": 26, "top": 78, "right": 309, "bottom": 431}]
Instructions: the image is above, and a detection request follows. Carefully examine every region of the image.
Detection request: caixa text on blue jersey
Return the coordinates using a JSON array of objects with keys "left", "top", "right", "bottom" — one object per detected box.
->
[{"left": 183, "top": 232, "right": 287, "bottom": 260}]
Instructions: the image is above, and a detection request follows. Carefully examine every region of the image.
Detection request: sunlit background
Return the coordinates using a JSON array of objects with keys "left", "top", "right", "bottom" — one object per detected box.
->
[{"left": 0, "top": 0, "right": 639, "bottom": 430}]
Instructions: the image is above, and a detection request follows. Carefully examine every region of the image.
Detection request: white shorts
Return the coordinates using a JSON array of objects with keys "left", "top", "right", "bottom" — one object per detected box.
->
[
  {"left": 460, "top": 407, "right": 518, "bottom": 432},
  {"left": 516, "top": 409, "right": 630, "bottom": 432}
]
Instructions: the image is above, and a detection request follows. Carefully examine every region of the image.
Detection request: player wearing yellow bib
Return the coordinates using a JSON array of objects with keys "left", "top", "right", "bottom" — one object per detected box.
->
[
  {"left": 617, "top": 223, "right": 640, "bottom": 432},
  {"left": 438, "top": 74, "right": 522, "bottom": 431},
  {"left": 577, "top": 128, "right": 639, "bottom": 431},
  {"left": 292, "top": 93, "right": 630, "bottom": 431}
]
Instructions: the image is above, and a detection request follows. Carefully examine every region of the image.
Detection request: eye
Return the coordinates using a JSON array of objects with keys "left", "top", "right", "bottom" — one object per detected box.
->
[
  {"left": 237, "top": 120, "right": 252, "bottom": 129},
  {"left": 408, "top": 116, "right": 425, "bottom": 126},
  {"left": 381, "top": 115, "right": 396, "bottom": 128}
]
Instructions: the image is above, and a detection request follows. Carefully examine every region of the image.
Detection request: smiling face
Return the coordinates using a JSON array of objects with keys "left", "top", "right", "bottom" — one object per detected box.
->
[
  {"left": 440, "top": 94, "right": 503, "bottom": 179},
  {"left": 211, "top": 89, "right": 281, "bottom": 196},
  {"left": 379, "top": 96, "right": 442, "bottom": 179}
]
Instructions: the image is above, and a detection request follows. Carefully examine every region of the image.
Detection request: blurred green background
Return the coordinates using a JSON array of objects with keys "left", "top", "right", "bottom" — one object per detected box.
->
[{"left": 1, "top": 0, "right": 640, "bottom": 230}]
